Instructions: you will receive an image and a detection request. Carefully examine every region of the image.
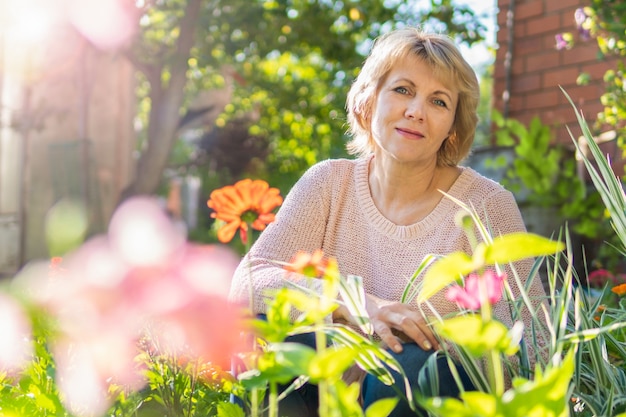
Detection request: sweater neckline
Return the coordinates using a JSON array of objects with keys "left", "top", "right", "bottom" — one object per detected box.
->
[{"left": 354, "top": 155, "right": 475, "bottom": 240}]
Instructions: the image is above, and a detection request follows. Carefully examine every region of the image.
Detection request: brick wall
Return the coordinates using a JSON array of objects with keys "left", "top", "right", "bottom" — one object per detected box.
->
[{"left": 493, "top": 0, "right": 619, "bottom": 153}]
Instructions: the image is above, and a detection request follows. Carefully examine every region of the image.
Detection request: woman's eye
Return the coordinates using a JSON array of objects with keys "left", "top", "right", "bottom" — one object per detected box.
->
[
  {"left": 433, "top": 98, "right": 447, "bottom": 108},
  {"left": 394, "top": 86, "right": 409, "bottom": 94}
]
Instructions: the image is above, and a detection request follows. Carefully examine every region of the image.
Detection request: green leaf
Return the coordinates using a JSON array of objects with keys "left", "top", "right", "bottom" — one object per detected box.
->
[
  {"left": 481, "top": 232, "right": 565, "bottom": 264},
  {"left": 248, "top": 342, "right": 317, "bottom": 385},
  {"left": 461, "top": 391, "right": 499, "bottom": 415},
  {"left": 418, "top": 252, "right": 479, "bottom": 302},
  {"left": 501, "top": 349, "right": 575, "bottom": 417},
  {"left": 217, "top": 401, "right": 246, "bottom": 417},
  {"left": 308, "top": 347, "right": 357, "bottom": 381},
  {"left": 339, "top": 274, "right": 374, "bottom": 335},
  {"left": 422, "top": 396, "right": 481, "bottom": 417},
  {"left": 365, "top": 397, "right": 399, "bottom": 417},
  {"left": 435, "top": 315, "right": 515, "bottom": 357},
  {"left": 326, "top": 379, "right": 364, "bottom": 417}
]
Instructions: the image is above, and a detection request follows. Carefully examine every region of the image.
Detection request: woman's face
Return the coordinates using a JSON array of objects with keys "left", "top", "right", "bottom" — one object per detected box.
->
[{"left": 369, "top": 55, "right": 458, "bottom": 165}]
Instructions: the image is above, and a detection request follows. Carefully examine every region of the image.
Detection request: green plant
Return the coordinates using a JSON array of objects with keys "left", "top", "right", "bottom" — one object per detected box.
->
[
  {"left": 234, "top": 256, "right": 407, "bottom": 417},
  {"left": 556, "top": 5, "right": 626, "bottom": 155},
  {"left": 404, "top": 196, "right": 576, "bottom": 416},
  {"left": 489, "top": 110, "right": 608, "bottom": 240},
  {"left": 561, "top": 86, "right": 626, "bottom": 416}
]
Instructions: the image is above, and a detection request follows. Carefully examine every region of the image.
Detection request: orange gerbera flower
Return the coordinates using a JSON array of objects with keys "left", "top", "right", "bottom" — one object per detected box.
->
[
  {"left": 611, "top": 283, "right": 626, "bottom": 296},
  {"left": 285, "top": 249, "right": 328, "bottom": 278},
  {"left": 207, "top": 179, "right": 283, "bottom": 244}
]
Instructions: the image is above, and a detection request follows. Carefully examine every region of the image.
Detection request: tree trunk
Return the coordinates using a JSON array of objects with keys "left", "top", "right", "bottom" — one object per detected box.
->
[{"left": 119, "top": 0, "right": 202, "bottom": 204}]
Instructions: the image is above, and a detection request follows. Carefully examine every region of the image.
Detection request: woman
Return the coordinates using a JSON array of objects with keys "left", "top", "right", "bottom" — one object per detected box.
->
[{"left": 229, "top": 27, "right": 546, "bottom": 416}]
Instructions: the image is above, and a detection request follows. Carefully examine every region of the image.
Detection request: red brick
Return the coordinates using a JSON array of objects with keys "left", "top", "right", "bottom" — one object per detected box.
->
[
  {"left": 514, "top": 19, "right": 527, "bottom": 38},
  {"left": 525, "top": 50, "right": 562, "bottom": 72},
  {"left": 496, "top": 29, "right": 509, "bottom": 44},
  {"left": 497, "top": 12, "right": 507, "bottom": 28},
  {"left": 542, "top": 33, "right": 563, "bottom": 51},
  {"left": 516, "top": 36, "right": 544, "bottom": 55},
  {"left": 494, "top": 62, "right": 507, "bottom": 80},
  {"left": 512, "top": 111, "right": 539, "bottom": 127},
  {"left": 526, "top": 14, "right": 561, "bottom": 36},
  {"left": 546, "top": 0, "right": 582, "bottom": 13},
  {"left": 525, "top": 90, "right": 560, "bottom": 110},
  {"left": 549, "top": 104, "right": 581, "bottom": 125},
  {"left": 553, "top": 126, "right": 575, "bottom": 146},
  {"left": 515, "top": 0, "right": 544, "bottom": 20},
  {"left": 581, "top": 59, "right": 621, "bottom": 79},
  {"left": 562, "top": 44, "right": 602, "bottom": 65},
  {"left": 507, "top": 94, "right": 525, "bottom": 113},
  {"left": 561, "top": 84, "right": 605, "bottom": 108},
  {"left": 542, "top": 66, "right": 580, "bottom": 88},
  {"left": 511, "top": 73, "right": 542, "bottom": 93},
  {"left": 511, "top": 58, "right": 526, "bottom": 76},
  {"left": 558, "top": 6, "right": 580, "bottom": 29}
]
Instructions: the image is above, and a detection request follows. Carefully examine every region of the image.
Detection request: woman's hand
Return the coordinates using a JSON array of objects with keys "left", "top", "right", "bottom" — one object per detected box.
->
[{"left": 365, "top": 294, "right": 439, "bottom": 353}]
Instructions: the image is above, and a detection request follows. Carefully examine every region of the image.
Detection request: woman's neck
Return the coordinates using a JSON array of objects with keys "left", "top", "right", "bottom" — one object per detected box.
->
[{"left": 368, "top": 156, "right": 461, "bottom": 225}]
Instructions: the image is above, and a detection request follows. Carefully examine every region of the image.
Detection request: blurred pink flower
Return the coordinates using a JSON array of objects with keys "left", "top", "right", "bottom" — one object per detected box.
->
[
  {"left": 14, "top": 196, "right": 244, "bottom": 415},
  {"left": 574, "top": 7, "right": 592, "bottom": 41},
  {"left": 446, "top": 270, "right": 506, "bottom": 310},
  {"left": 587, "top": 269, "right": 626, "bottom": 289},
  {"left": 0, "top": 293, "right": 33, "bottom": 374}
]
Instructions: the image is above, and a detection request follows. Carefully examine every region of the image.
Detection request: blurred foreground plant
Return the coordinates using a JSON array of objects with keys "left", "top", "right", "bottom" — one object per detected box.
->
[
  {"left": 231, "top": 251, "right": 410, "bottom": 417},
  {"left": 0, "top": 196, "right": 245, "bottom": 417}
]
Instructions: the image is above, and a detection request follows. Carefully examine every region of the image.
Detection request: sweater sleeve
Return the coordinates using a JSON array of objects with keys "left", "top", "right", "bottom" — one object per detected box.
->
[{"left": 228, "top": 161, "right": 333, "bottom": 315}]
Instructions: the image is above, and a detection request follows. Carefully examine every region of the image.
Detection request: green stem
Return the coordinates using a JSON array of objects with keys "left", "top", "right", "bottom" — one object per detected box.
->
[
  {"left": 268, "top": 381, "right": 278, "bottom": 417},
  {"left": 315, "top": 322, "right": 329, "bottom": 417},
  {"left": 489, "top": 349, "right": 505, "bottom": 395},
  {"left": 477, "top": 273, "right": 504, "bottom": 395},
  {"left": 250, "top": 387, "right": 259, "bottom": 417},
  {"left": 243, "top": 225, "right": 262, "bottom": 417}
]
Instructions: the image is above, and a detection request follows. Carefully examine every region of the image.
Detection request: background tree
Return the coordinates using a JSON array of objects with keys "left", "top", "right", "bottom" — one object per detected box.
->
[{"left": 121, "top": 0, "right": 488, "bottom": 207}]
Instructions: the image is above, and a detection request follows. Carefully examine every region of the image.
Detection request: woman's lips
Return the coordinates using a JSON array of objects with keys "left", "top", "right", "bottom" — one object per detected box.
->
[{"left": 396, "top": 127, "right": 424, "bottom": 139}]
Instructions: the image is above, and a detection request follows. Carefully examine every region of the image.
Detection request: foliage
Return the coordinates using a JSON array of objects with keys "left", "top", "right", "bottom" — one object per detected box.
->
[
  {"left": 410, "top": 196, "right": 575, "bottom": 416},
  {"left": 560, "top": 87, "right": 626, "bottom": 416},
  {"left": 556, "top": 4, "right": 626, "bottom": 155},
  {"left": 489, "top": 110, "right": 607, "bottom": 239},
  {"left": 0, "top": 313, "right": 69, "bottom": 417},
  {"left": 235, "top": 258, "right": 408, "bottom": 417},
  {"left": 124, "top": 0, "right": 488, "bottom": 207}
]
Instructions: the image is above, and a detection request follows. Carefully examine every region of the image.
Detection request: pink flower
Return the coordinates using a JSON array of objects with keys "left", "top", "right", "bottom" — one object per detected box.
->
[
  {"left": 13, "top": 197, "right": 245, "bottom": 415},
  {"left": 446, "top": 270, "right": 506, "bottom": 310},
  {"left": 588, "top": 269, "right": 615, "bottom": 288},
  {"left": 574, "top": 8, "right": 592, "bottom": 41},
  {"left": 555, "top": 34, "right": 568, "bottom": 50},
  {"left": 0, "top": 293, "right": 33, "bottom": 374}
]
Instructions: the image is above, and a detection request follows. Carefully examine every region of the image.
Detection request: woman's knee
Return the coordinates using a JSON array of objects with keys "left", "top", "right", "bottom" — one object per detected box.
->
[{"left": 361, "top": 343, "right": 474, "bottom": 415}]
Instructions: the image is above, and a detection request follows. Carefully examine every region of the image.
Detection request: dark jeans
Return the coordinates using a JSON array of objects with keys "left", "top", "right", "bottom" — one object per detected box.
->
[
  {"left": 233, "top": 318, "right": 474, "bottom": 416},
  {"left": 230, "top": 318, "right": 320, "bottom": 417},
  {"left": 361, "top": 343, "right": 475, "bottom": 417}
]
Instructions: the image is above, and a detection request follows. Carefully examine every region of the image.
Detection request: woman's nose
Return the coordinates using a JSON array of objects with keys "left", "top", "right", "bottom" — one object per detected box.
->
[{"left": 404, "top": 98, "right": 424, "bottom": 120}]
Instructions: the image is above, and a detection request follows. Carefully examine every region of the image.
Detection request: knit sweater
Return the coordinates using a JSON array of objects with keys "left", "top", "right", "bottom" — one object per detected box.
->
[{"left": 230, "top": 156, "right": 546, "bottom": 322}]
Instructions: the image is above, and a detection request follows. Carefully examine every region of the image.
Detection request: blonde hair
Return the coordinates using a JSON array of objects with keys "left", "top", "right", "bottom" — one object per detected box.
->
[{"left": 345, "top": 28, "right": 479, "bottom": 166}]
